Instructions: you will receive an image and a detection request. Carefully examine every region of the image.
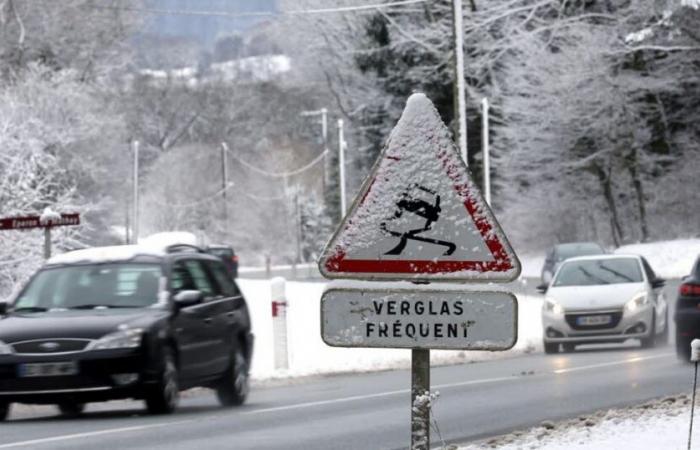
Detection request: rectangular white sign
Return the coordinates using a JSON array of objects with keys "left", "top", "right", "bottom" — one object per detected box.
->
[{"left": 321, "top": 289, "right": 517, "bottom": 350}]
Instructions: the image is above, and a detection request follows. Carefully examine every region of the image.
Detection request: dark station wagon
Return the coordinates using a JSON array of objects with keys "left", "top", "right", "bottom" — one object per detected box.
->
[{"left": 0, "top": 243, "right": 253, "bottom": 420}]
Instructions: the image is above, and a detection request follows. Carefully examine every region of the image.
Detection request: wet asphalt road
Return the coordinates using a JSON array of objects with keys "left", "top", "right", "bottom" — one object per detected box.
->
[{"left": 0, "top": 281, "right": 690, "bottom": 450}]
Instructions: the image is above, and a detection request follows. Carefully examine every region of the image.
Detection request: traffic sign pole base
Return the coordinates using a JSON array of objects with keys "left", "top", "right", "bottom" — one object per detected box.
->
[{"left": 411, "top": 348, "right": 430, "bottom": 450}]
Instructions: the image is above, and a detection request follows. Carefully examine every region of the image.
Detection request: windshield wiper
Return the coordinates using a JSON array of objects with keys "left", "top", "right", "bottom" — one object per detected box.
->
[
  {"left": 577, "top": 266, "right": 610, "bottom": 285},
  {"left": 598, "top": 264, "right": 635, "bottom": 282},
  {"left": 12, "top": 306, "right": 48, "bottom": 313},
  {"left": 68, "top": 304, "right": 128, "bottom": 310}
]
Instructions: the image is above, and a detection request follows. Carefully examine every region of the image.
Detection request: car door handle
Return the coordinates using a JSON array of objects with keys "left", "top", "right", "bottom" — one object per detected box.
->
[{"left": 204, "top": 317, "right": 212, "bottom": 325}]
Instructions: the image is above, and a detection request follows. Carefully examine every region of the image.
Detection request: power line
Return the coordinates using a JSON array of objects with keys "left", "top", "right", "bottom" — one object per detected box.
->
[
  {"left": 87, "top": 0, "right": 428, "bottom": 19},
  {"left": 227, "top": 148, "right": 328, "bottom": 178}
]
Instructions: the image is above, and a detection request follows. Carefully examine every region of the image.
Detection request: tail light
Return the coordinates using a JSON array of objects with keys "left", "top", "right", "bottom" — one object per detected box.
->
[
  {"left": 232, "top": 255, "right": 239, "bottom": 263},
  {"left": 680, "top": 283, "right": 700, "bottom": 297}
]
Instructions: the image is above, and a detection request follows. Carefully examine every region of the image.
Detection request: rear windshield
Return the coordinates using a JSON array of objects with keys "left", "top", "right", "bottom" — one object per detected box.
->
[
  {"left": 553, "top": 258, "right": 643, "bottom": 286},
  {"left": 208, "top": 248, "right": 233, "bottom": 258},
  {"left": 555, "top": 243, "right": 604, "bottom": 261},
  {"left": 14, "top": 263, "right": 163, "bottom": 311}
]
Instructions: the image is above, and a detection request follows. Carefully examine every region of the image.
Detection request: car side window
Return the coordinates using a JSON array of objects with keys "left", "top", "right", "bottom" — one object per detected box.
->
[
  {"left": 183, "top": 260, "right": 216, "bottom": 296},
  {"left": 170, "top": 261, "right": 197, "bottom": 293},
  {"left": 640, "top": 257, "right": 656, "bottom": 282},
  {"left": 206, "top": 260, "right": 239, "bottom": 297}
]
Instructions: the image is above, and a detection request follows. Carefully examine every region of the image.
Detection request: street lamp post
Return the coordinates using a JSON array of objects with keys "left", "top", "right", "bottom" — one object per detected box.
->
[
  {"left": 337, "top": 119, "right": 347, "bottom": 218},
  {"left": 482, "top": 97, "right": 491, "bottom": 205},
  {"left": 452, "top": 0, "right": 468, "bottom": 164}
]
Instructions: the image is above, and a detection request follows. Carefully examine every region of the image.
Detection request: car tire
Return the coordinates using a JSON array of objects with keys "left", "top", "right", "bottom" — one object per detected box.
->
[
  {"left": 216, "top": 345, "right": 249, "bottom": 407},
  {"left": 0, "top": 402, "right": 9, "bottom": 421},
  {"left": 562, "top": 343, "right": 576, "bottom": 353},
  {"left": 640, "top": 314, "right": 657, "bottom": 349},
  {"left": 58, "top": 402, "right": 85, "bottom": 417},
  {"left": 145, "top": 349, "right": 179, "bottom": 415},
  {"left": 543, "top": 342, "right": 559, "bottom": 354},
  {"left": 676, "top": 331, "right": 692, "bottom": 362}
]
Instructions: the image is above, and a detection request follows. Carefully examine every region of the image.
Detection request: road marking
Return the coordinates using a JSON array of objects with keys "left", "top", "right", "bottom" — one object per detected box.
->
[
  {"left": 245, "top": 375, "right": 520, "bottom": 415},
  {"left": 551, "top": 352, "right": 673, "bottom": 374},
  {"left": 243, "top": 388, "right": 410, "bottom": 415},
  {"left": 0, "top": 419, "right": 194, "bottom": 448},
  {"left": 245, "top": 353, "right": 674, "bottom": 415}
]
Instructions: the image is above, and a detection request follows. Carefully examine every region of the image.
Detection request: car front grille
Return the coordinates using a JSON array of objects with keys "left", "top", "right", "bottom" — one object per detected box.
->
[
  {"left": 10, "top": 339, "right": 92, "bottom": 355},
  {"left": 565, "top": 310, "right": 623, "bottom": 330}
]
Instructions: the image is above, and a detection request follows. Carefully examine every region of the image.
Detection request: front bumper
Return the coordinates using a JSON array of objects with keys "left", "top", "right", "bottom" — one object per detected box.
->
[
  {"left": 542, "top": 306, "right": 654, "bottom": 344},
  {"left": 0, "top": 348, "right": 158, "bottom": 404}
]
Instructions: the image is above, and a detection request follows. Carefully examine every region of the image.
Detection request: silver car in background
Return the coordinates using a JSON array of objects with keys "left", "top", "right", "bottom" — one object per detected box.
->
[{"left": 540, "top": 254, "right": 668, "bottom": 354}]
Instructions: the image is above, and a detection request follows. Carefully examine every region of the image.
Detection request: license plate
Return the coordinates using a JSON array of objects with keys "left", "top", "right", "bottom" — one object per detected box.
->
[
  {"left": 18, "top": 362, "right": 79, "bottom": 378},
  {"left": 577, "top": 315, "right": 612, "bottom": 326}
]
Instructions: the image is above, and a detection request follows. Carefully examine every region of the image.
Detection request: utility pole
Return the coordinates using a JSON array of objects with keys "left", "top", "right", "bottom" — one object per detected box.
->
[
  {"left": 220, "top": 143, "right": 230, "bottom": 238},
  {"left": 452, "top": 0, "right": 468, "bottom": 164},
  {"left": 295, "top": 192, "right": 303, "bottom": 264},
  {"left": 300, "top": 108, "right": 329, "bottom": 193},
  {"left": 482, "top": 97, "right": 491, "bottom": 205},
  {"left": 337, "top": 119, "right": 347, "bottom": 218},
  {"left": 132, "top": 140, "right": 140, "bottom": 244}
]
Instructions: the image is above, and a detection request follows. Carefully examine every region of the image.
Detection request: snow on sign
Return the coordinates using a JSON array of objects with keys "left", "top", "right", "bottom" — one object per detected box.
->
[
  {"left": 318, "top": 93, "right": 520, "bottom": 282},
  {"left": 321, "top": 288, "right": 517, "bottom": 350}
]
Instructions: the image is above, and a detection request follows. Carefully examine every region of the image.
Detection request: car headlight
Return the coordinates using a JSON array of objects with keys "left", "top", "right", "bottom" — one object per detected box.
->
[
  {"left": 87, "top": 328, "right": 144, "bottom": 351},
  {"left": 544, "top": 298, "right": 564, "bottom": 315},
  {"left": 625, "top": 292, "right": 649, "bottom": 313},
  {"left": 0, "top": 340, "right": 13, "bottom": 355}
]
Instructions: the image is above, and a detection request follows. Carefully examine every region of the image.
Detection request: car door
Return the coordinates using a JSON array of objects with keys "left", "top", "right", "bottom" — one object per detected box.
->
[
  {"left": 170, "top": 258, "right": 222, "bottom": 380},
  {"left": 205, "top": 259, "right": 247, "bottom": 347},
  {"left": 181, "top": 258, "right": 230, "bottom": 377}
]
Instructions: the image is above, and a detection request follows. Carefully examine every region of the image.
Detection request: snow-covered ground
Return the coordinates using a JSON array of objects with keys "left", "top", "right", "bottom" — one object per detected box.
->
[
  {"left": 239, "top": 279, "right": 543, "bottom": 381},
  {"left": 517, "top": 238, "right": 700, "bottom": 281},
  {"left": 616, "top": 239, "right": 700, "bottom": 279},
  {"left": 459, "top": 393, "right": 694, "bottom": 450}
]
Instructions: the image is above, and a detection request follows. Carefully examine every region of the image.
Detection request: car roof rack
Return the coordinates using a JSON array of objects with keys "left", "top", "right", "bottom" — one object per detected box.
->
[{"left": 165, "top": 243, "right": 205, "bottom": 254}]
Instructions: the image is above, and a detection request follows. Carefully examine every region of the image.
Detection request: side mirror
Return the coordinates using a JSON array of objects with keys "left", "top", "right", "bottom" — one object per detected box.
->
[
  {"left": 0, "top": 302, "right": 6, "bottom": 316},
  {"left": 173, "top": 290, "right": 203, "bottom": 308},
  {"left": 651, "top": 278, "right": 666, "bottom": 289},
  {"left": 536, "top": 284, "right": 549, "bottom": 294}
]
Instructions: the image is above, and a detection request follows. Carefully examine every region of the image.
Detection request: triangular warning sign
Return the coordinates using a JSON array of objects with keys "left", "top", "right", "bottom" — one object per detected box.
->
[{"left": 318, "top": 93, "right": 520, "bottom": 282}]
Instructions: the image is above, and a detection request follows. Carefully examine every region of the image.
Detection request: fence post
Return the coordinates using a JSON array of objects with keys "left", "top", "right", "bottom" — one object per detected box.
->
[{"left": 271, "top": 277, "right": 289, "bottom": 371}]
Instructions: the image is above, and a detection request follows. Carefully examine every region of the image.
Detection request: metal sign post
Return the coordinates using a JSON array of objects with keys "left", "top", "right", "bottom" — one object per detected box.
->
[
  {"left": 411, "top": 348, "right": 430, "bottom": 450},
  {"left": 317, "top": 94, "right": 520, "bottom": 449}
]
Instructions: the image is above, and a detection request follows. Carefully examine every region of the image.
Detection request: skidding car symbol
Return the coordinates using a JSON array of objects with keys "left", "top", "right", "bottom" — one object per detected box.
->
[{"left": 380, "top": 184, "right": 456, "bottom": 256}]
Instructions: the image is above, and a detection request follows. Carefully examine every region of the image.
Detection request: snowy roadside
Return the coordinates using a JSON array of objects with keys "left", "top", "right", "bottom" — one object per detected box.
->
[
  {"left": 616, "top": 239, "right": 700, "bottom": 279},
  {"left": 239, "top": 279, "right": 543, "bottom": 382},
  {"left": 517, "top": 238, "right": 700, "bottom": 281},
  {"left": 458, "top": 393, "right": 694, "bottom": 450}
]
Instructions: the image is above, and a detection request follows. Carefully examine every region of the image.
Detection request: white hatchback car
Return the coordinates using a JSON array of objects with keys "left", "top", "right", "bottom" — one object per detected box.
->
[{"left": 540, "top": 254, "right": 668, "bottom": 354}]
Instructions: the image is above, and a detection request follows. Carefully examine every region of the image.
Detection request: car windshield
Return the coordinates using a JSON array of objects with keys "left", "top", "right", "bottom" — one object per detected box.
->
[
  {"left": 14, "top": 263, "right": 163, "bottom": 311},
  {"left": 555, "top": 243, "right": 604, "bottom": 261},
  {"left": 553, "top": 258, "right": 643, "bottom": 286}
]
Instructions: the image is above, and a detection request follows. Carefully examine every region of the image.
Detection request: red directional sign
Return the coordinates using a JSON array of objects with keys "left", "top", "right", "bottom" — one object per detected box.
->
[
  {"left": 0, "top": 213, "right": 80, "bottom": 231},
  {"left": 318, "top": 94, "right": 520, "bottom": 282}
]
